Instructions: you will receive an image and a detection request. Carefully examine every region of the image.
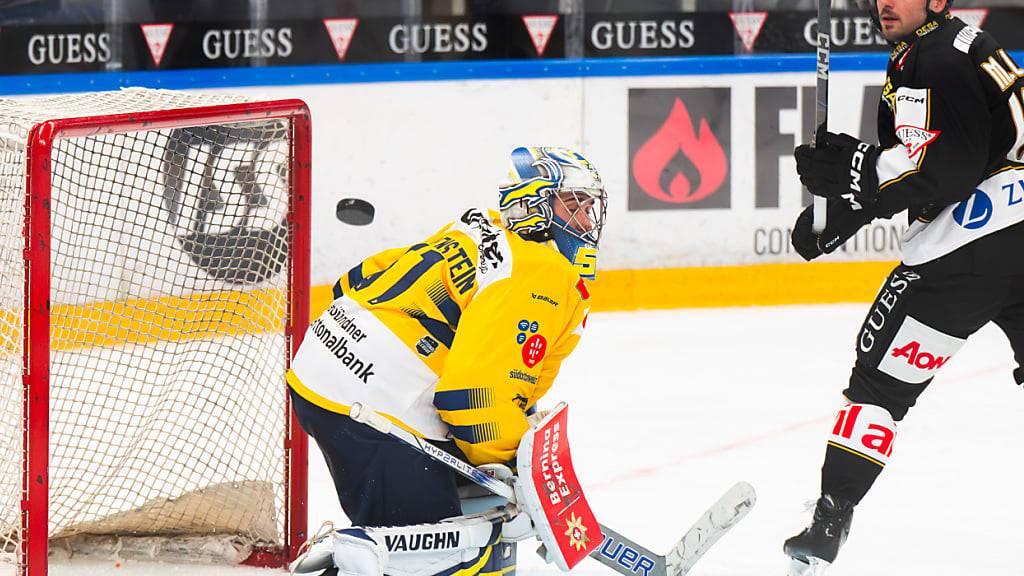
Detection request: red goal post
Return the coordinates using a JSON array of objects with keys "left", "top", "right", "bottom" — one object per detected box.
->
[{"left": 2, "top": 90, "right": 310, "bottom": 575}]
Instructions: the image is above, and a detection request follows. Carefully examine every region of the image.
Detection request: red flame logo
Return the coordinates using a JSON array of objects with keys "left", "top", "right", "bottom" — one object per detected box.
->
[{"left": 632, "top": 98, "right": 728, "bottom": 204}]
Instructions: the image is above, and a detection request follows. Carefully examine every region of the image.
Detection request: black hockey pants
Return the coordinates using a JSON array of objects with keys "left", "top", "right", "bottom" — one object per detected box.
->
[
  {"left": 822, "top": 265, "right": 1024, "bottom": 503},
  {"left": 843, "top": 264, "right": 1024, "bottom": 420}
]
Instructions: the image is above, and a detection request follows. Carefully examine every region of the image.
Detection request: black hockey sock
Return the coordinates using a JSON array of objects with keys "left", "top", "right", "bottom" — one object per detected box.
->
[
  {"left": 820, "top": 442, "right": 885, "bottom": 505},
  {"left": 819, "top": 402, "right": 897, "bottom": 505}
]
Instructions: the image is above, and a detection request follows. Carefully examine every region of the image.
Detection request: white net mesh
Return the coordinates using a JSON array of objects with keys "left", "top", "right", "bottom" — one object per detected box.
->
[{"left": 0, "top": 89, "right": 302, "bottom": 570}]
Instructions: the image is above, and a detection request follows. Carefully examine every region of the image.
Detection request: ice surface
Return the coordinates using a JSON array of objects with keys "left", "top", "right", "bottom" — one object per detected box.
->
[{"left": 29, "top": 303, "right": 1024, "bottom": 575}]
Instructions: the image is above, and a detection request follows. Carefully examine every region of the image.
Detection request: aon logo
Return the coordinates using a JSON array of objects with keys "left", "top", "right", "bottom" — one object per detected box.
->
[{"left": 890, "top": 340, "right": 951, "bottom": 370}]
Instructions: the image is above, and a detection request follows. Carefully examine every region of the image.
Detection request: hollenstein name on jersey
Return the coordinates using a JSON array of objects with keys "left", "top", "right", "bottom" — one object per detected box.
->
[
  {"left": 308, "top": 303, "right": 375, "bottom": 383},
  {"left": 434, "top": 235, "right": 476, "bottom": 295}
]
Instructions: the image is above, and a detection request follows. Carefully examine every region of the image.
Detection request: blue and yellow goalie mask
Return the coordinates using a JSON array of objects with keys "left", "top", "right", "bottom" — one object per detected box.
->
[{"left": 498, "top": 147, "right": 607, "bottom": 280}]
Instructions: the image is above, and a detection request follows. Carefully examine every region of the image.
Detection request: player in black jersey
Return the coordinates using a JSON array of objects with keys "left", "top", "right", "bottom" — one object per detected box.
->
[{"left": 785, "top": 0, "right": 1024, "bottom": 573}]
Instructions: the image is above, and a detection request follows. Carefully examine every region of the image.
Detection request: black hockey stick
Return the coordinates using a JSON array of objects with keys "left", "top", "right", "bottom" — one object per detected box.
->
[
  {"left": 812, "top": 0, "right": 831, "bottom": 233},
  {"left": 336, "top": 197, "right": 375, "bottom": 226},
  {"left": 349, "top": 403, "right": 756, "bottom": 576}
]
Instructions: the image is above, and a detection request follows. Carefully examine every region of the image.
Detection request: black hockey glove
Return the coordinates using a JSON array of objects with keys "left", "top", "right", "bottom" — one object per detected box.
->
[
  {"left": 791, "top": 199, "right": 877, "bottom": 261},
  {"left": 795, "top": 130, "right": 880, "bottom": 208}
]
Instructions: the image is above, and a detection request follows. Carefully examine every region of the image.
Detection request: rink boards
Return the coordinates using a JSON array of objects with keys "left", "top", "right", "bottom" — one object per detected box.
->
[{"left": 8, "top": 53, "right": 1022, "bottom": 310}]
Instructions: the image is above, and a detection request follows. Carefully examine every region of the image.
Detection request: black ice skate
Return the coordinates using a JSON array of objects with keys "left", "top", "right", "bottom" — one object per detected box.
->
[{"left": 783, "top": 495, "right": 854, "bottom": 576}]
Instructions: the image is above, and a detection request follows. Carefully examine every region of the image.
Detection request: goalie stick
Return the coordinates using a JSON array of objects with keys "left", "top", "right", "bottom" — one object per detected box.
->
[
  {"left": 590, "top": 482, "right": 755, "bottom": 576},
  {"left": 349, "top": 403, "right": 756, "bottom": 576}
]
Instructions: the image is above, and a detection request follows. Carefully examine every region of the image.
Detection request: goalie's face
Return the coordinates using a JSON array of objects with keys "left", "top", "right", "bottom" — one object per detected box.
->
[
  {"left": 548, "top": 187, "right": 606, "bottom": 281},
  {"left": 551, "top": 189, "right": 606, "bottom": 245}
]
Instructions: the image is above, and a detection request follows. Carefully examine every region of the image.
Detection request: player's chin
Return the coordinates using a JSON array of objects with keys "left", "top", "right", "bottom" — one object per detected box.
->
[{"left": 880, "top": 20, "right": 901, "bottom": 39}]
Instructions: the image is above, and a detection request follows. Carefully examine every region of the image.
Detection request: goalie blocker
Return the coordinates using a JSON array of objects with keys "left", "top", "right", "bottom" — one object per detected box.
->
[{"left": 514, "top": 405, "right": 602, "bottom": 571}]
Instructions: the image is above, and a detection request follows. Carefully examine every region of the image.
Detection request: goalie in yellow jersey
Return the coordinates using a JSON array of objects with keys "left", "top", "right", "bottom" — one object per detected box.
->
[{"left": 287, "top": 147, "right": 606, "bottom": 576}]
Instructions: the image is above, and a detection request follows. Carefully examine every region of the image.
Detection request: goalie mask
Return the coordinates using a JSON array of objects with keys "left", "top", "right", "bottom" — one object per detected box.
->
[{"left": 498, "top": 147, "right": 607, "bottom": 280}]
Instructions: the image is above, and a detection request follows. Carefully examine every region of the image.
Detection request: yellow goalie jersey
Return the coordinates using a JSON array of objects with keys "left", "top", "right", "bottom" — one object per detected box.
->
[{"left": 287, "top": 208, "right": 590, "bottom": 465}]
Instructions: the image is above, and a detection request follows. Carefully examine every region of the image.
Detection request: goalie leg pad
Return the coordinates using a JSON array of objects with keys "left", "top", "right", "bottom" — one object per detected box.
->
[
  {"left": 291, "top": 527, "right": 388, "bottom": 576},
  {"left": 292, "top": 513, "right": 517, "bottom": 576},
  {"left": 364, "top": 510, "right": 509, "bottom": 576},
  {"left": 290, "top": 536, "right": 337, "bottom": 576},
  {"left": 333, "top": 529, "right": 388, "bottom": 576}
]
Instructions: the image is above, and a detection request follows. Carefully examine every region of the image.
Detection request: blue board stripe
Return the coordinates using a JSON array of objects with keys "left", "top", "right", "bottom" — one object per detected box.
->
[{"left": 1, "top": 52, "right": 1018, "bottom": 95}]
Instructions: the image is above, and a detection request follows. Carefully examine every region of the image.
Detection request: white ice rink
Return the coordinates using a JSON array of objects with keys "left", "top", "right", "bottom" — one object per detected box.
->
[{"left": 50, "top": 303, "right": 1024, "bottom": 575}]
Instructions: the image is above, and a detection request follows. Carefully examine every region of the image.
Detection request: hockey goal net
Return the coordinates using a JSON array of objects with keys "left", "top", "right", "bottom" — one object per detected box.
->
[{"left": 0, "top": 89, "right": 310, "bottom": 575}]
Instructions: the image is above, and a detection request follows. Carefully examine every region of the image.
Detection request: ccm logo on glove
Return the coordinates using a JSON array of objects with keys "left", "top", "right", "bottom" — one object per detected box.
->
[{"left": 848, "top": 142, "right": 875, "bottom": 206}]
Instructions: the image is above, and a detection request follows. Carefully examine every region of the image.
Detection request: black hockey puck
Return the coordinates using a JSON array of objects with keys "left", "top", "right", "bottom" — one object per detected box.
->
[{"left": 336, "top": 198, "right": 375, "bottom": 226}]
